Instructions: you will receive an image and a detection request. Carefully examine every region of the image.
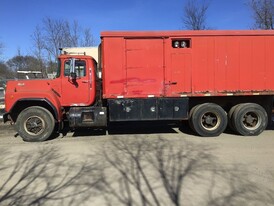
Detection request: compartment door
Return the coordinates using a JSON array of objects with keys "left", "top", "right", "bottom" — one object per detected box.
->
[
  {"left": 125, "top": 38, "right": 165, "bottom": 96},
  {"left": 170, "top": 53, "right": 192, "bottom": 95}
]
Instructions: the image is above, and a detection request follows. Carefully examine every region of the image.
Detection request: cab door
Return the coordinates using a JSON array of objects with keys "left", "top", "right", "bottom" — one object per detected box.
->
[{"left": 61, "top": 58, "right": 92, "bottom": 106}]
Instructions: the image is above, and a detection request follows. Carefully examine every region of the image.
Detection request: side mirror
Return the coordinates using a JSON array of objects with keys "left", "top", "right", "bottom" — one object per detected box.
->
[
  {"left": 70, "top": 72, "right": 77, "bottom": 80},
  {"left": 69, "top": 58, "right": 77, "bottom": 80}
]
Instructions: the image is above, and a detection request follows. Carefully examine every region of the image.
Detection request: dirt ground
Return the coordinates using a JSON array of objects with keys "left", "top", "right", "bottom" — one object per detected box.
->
[{"left": 0, "top": 122, "right": 274, "bottom": 206}]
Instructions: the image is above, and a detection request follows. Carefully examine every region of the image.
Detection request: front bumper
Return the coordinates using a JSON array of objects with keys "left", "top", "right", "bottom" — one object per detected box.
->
[
  {"left": 2, "top": 112, "right": 9, "bottom": 123},
  {"left": 0, "top": 110, "right": 4, "bottom": 120},
  {"left": 0, "top": 101, "right": 5, "bottom": 120}
]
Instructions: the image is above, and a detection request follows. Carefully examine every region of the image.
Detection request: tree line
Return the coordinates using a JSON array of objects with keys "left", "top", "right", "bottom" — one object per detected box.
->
[
  {"left": 0, "top": 17, "right": 95, "bottom": 83},
  {"left": 0, "top": 0, "right": 274, "bottom": 83},
  {"left": 183, "top": 0, "right": 274, "bottom": 30}
]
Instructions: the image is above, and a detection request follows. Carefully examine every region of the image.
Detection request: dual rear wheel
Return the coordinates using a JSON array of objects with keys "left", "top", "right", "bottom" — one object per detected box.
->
[
  {"left": 228, "top": 103, "right": 268, "bottom": 136},
  {"left": 189, "top": 103, "right": 268, "bottom": 137},
  {"left": 189, "top": 103, "right": 227, "bottom": 137}
]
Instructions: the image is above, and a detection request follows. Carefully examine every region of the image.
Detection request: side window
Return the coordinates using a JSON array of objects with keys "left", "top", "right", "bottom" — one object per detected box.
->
[
  {"left": 64, "top": 60, "right": 86, "bottom": 77},
  {"left": 75, "top": 60, "right": 86, "bottom": 77},
  {"left": 172, "top": 39, "right": 191, "bottom": 48},
  {"left": 64, "top": 61, "right": 71, "bottom": 76}
]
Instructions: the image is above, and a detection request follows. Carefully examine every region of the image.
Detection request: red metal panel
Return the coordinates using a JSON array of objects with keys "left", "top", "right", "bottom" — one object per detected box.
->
[
  {"left": 225, "top": 37, "right": 240, "bottom": 91},
  {"left": 169, "top": 52, "right": 192, "bottom": 95},
  {"left": 101, "top": 31, "right": 274, "bottom": 98},
  {"left": 125, "top": 39, "right": 164, "bottom": 96},
  {"left": 214, "top": 37, "right": 227, "bottom": 92},
  {"left": 192, "top": 37, "right": 215, "bottom": 93},
  {"left": 265, "top": 36, "right": 274, "bottom": 89},
  {"left": 239, "top": 36, "right": 253, "bottom": 91},
  {"left": 251, "top": 37, "right": 266, "bottom": 90},
  {"left": 60, "top": 57, "right": 95, "bottom": 106},
  {"left": 4, "top": 79, "right": 63, "bottom": 121},
  {"left": 102, "top": 37, "right": 126, "bottom": 97}
]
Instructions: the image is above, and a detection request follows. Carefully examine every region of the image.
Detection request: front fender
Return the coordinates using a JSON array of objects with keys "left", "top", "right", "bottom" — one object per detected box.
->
[
  {"left": 6, "top": 91, "right": 62, "bottom": 122},
  {"left": 3, "top": 112, "right": 9, "bottom": 123}
]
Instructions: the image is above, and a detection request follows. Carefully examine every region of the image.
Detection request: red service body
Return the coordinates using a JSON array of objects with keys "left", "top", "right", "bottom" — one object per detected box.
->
[{"left": 101, "top": 30, "right": 274, "bottom": 98}]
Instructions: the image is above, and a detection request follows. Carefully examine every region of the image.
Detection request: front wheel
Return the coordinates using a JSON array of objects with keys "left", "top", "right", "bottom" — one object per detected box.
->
[{"left": 16, "top": 106, "right": 55, "bottom": 142}]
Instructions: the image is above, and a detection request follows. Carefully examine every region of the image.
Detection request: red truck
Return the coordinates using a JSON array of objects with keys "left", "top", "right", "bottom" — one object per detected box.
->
[{"left": 3, "top": 30, "right": 274, "bottom": 141}]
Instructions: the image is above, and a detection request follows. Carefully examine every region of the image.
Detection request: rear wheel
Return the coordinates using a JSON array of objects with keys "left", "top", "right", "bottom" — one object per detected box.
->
[
  {"left": 232, "top": 103, "right": 267, "bottom": 136},
  {"left": 16, "top": 106, "right": 55, "bottom": 142},
  {"left": 188, "top": 105, "right": 200, "bottom": 131},
  {"left": 228, "top": 104, "right": 240, "bottom": 131},
  {"left": 190, "top": 103, "right": 227, "bottom": 137}
]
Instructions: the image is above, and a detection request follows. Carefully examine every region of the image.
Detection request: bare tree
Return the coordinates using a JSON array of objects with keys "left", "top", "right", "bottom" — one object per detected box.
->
[
  {"left": 32, "top": 17, "right": 95, "bottom": 62},
  {"left": 6, "top": 55, "right": 42, "bottom": 72},
  {"left": 182, "top": 0, "right": 210, "bottom": 30},
  {"left": 0, "top": 41, "right": 15, "bottom": 80},
  {"left": 31, "top": 26, "right": 46, "bottom": 75},
  {"left": 0, "top": 62, "right": 15, "bottom": 79},
  {"left": 32, "top": 26, "right": 45, "bottom": 60},
  {"left": 0, "top": 40, "right": 4, "bottom": 59},
  {"left": 248, "top": 0, "right": 274, "bottom": 29},
  {"left": 0, "top": 43, "right": 3, "bottom": 55},
  {"left": 82, "top": 28, "right": 95, "bottom": 47},
  {"left": 42, "top": 17, "right": 69, "bottom": 61}
]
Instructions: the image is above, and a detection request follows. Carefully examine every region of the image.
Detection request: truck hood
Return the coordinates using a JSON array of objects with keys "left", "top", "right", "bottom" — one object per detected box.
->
[
  {"left": 6, "top": 79, "right": 56, "bottom": 93},
  {"left": 5, "top": 78, "right": 61, "bottom": 112}
]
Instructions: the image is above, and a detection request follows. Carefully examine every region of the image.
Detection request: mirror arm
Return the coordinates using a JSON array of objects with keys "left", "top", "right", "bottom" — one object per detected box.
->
[{"left": 69, "top": 58, "right": 77, "bottom": 80}]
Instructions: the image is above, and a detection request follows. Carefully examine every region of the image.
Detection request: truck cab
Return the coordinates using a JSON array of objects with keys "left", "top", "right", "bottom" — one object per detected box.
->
[
  {"left": 57, "top": 55, "right": 97, "bottom": 106},
  {"left": 4, "top": 53, "right": 106, "bottom": 142}
]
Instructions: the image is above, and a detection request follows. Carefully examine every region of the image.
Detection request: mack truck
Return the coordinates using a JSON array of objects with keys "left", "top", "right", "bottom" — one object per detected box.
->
[{"left": 4, "top": 30, "right": 274, "bottom": 142}]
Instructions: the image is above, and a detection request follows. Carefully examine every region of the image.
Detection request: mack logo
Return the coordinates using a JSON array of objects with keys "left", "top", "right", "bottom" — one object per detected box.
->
[{"left": 17, "top": 83, "right": 25, "bottom": 86}]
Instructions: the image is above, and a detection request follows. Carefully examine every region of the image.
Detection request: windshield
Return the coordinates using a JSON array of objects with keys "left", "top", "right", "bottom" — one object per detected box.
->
[{"left": 0, "top": 89, "right": 4, "bottom": 99}]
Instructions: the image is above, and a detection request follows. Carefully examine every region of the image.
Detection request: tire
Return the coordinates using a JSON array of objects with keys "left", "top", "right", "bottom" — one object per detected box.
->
[
  {"left": 16, "top": 106, "right": 55, "bottom": 142},
  {"left": 228, "top": 104, "right": 241, "bottom": 131},
  {"left": 232, "top": 103, "right": 268, "bottom": 136},
  {"left": 190, "top": 103, "right": 227, "bottom": 137},
  {"left": 188, "top": 104, "right": 200, "bottom": 131}
]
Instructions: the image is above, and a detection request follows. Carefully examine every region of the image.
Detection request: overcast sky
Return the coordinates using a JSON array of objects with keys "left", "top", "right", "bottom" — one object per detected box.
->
[{"left": 0, "top": 0, "right": 252, "bottom": 60}]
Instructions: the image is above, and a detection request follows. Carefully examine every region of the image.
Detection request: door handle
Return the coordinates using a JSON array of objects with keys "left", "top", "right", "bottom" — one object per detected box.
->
[
  {"left": 82, "top": 80, "right": 89, "bottom": 83},
  {"left": 166, "top": 81, "right": 177, "bottom": 85}
]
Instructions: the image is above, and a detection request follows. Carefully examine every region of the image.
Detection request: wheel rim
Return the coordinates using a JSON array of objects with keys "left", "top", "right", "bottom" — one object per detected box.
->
[
  {"left": 201, "top": 112, "right": 221, "bottom": 131},
  {"left": 242, "top": 111, "right": 261, "bottom": 130},
  {"left": 24, "top": 116, "right": 45, "bottom": 136}
]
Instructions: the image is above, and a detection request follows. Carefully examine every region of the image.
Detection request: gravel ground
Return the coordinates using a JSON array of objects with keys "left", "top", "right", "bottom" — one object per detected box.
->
[{"left": 0, "top": 122, "right": 274, "bottom": 206}]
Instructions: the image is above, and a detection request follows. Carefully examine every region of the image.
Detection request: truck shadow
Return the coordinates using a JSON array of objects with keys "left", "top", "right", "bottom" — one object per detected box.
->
[
  {"left": 108, "top": 121, "right": 181, "bottom": 135},
  {"left": 71, "top": 121, "right": 188, "bottom": 137},
  {"left": 2, "top": 120, "right": 274, "bottom": 139},
  {"left": 70, "top": 121, "right": 274, "bottom": 138}
]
